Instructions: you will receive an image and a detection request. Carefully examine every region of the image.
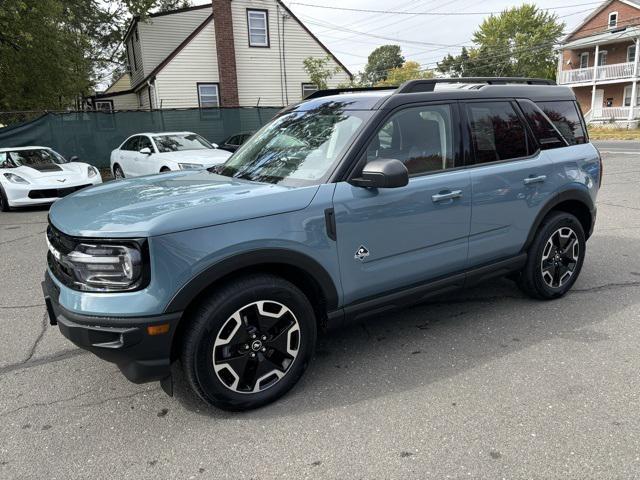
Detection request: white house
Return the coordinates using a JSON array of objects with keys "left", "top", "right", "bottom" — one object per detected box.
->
[{"left": 89, "top": 0, "right": 352, "bottom": 110}]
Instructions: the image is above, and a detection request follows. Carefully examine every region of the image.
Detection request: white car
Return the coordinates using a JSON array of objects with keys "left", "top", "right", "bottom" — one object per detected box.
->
[
  {"left": 110, "top": 131, "right": 232, "bottom": 178},
  {"left": 0, "top": 146, "right": 102, "bottom": 211}
]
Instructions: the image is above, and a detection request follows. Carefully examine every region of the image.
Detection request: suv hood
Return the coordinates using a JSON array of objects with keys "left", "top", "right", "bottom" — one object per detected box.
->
[{"left": 49, "top": 170, "right": 319, "bottom": 237}]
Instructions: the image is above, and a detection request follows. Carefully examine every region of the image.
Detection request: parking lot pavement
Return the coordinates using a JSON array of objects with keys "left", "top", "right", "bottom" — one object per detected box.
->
[{"left": 1, "top": 148, "right": 639, "bottom": 480}]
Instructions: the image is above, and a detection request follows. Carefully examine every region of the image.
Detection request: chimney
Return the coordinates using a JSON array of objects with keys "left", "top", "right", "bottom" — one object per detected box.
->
[{"left": 212, "top": 0, "right": 239, "bottom": 107}]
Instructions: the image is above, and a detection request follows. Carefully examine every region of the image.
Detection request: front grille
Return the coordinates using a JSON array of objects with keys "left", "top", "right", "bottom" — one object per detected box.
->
[
  {"left": 46, "top": 224, "right": 77, "bottom": 287},
  {"left": 29, "top": 184, "right": 91, "bottom": 199}
]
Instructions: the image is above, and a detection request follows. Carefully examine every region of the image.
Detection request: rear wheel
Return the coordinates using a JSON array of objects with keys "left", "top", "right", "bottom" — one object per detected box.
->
[
  {"left": 0, "top": 185, "right": 10, "bottom": 212},
  {"left": 113, "top": 164, "right": 125, "bottom": 179},
  {"left": 518, "top": 211, "right": 585, "bottom": 299},
  {"left": 180, "top": 274, "right": 316, "bottom": 411}
]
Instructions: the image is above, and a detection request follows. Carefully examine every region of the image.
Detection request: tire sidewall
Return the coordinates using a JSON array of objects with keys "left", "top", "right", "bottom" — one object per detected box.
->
[
  {"left": 532, "top": 213, "right": 586, "bottom": 298},
  {"left": 191, "top": 281, "right": 317, "bottom": 410}
]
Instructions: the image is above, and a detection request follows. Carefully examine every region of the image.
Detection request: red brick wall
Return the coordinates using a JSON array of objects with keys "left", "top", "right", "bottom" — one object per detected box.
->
[
  {"left": 571, "top": 83, "right": 633, "bottom": 112},
  {"left": 568, "top": 1, "right": 640, "bottom": 41},
  {"left": 212, "top": 0, "right": 240, "bottom": 107}
]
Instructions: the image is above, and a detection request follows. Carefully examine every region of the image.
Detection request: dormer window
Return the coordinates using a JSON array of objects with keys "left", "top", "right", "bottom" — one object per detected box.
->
[{"left": 609, "top": 11, "right": 618, "bottom": 28}]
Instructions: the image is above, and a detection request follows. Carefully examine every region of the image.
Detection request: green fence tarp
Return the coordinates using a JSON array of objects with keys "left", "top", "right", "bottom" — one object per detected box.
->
[{"left": 0, "top": 108, "right": 281, "bottom": 168}]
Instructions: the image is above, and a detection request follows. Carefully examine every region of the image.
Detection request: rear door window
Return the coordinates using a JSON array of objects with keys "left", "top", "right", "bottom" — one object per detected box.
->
[
  {"left": 535, "top": 101, "right": 587, "bottom": 145},
  {"left": 518, "top": 100, "right": 567, "bottom": 150},
  {"left": 465, "top": 102, "right": 530, "bottom": 164}
]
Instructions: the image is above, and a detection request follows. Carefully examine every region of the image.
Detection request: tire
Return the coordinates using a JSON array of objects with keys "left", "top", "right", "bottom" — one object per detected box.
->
[
  {"left": 180, "top": 274, "right": 317, "bottom": 411},
  {"left": 0, "top": 185, "right": 10, "bottom": 212},
  {"left": 518, "top": 211, "right": 586, "bottom": 300},
  {"left": 113, "top": 164, "right": 125, "bottom": 179}
]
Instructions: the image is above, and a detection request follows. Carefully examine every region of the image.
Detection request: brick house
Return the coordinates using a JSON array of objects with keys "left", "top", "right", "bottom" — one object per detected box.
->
[
  {"left": 88, "top": 0, "right": 352, "bottom": 110},
  {"left": 558, "top": 0, "right": 640, "bottom": 126}
]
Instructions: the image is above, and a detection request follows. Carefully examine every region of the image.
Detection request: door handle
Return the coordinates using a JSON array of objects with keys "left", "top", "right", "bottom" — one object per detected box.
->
[
  {"left": 432, "top": 190, "right": 463, "bottom": 203},
  {"left": 523, "top": 175, "right": 547, "bottom": 185}
]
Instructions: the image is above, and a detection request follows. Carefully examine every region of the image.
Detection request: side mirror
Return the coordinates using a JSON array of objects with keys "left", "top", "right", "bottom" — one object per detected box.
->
[
  {"left": 350, "top": 159, "right": 408, "bottom": 189},
  {"left": 211, "top": 143, "right": 219, "bottom": 149},
  {"left": 69, "top": 155, "right": 79, "bottom": 162},
  {"left": 139, "top": 147, "right": 152, "bottom": 155}
]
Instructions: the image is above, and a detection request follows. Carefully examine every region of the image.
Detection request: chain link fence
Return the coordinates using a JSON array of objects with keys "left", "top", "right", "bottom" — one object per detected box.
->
[{"left": 0, "top": 107, "right": 281, "bottom": 168}]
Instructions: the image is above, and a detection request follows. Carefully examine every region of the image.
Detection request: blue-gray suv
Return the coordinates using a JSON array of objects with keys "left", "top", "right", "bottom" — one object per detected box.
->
[{"left": 42, "top": 78, "right": 601, "bottom": 410}]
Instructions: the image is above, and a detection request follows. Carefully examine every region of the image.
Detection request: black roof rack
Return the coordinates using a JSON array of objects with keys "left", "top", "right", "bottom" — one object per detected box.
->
[
  {"left": 305, "top": 86, "right": 396, "bottom": 100},
  {"left": 396, "top": 77, "right": 556, "bottom": 93}
]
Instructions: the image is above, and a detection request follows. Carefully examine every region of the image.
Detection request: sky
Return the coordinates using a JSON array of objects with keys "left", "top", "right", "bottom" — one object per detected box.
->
[{"left": 194, "top": 0, "right": 598, "bottom": 75}]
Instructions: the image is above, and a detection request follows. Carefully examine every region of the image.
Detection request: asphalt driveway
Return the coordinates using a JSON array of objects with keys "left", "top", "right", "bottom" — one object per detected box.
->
[{"left": 0, "top": 144, "right": 639, "bottom": 479}]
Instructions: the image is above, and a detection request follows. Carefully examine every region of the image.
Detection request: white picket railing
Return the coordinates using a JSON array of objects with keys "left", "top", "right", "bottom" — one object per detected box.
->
[
  {"left": 559, "top": 67, "right": 594, "bottom": 84},
  {"left": 596, "top": 61, "right": 635, "bottom": 81},
  {"left": 559, "top": 61, "right": 636, "bottom": 84}
]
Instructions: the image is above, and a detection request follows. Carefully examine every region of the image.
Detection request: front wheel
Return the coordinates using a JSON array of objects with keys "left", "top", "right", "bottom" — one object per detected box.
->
[
  {"left": 180, "top": 274, "right": 317, "bottom": 411},
  {"left": 518, "top": 211, "right": 586, "bottom": 299},
  {"left": 113, "top": 164, "right": 125, "bottom": 179}
]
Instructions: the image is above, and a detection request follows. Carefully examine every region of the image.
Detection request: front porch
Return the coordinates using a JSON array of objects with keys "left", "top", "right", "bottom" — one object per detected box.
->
[{"left": 572, "top": 82, "right": 640, "bottom": 126}]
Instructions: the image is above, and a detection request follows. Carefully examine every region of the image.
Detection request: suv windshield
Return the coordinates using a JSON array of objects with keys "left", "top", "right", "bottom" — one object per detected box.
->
[
  {"left": 2, "top": 149, "right": 67, "bottom": 168},
  {"left": 154, "top": 134, "right": 213, "bottom": 153},
  {"left": 216, "top": 105, "right": 373, "bottom": 186}
]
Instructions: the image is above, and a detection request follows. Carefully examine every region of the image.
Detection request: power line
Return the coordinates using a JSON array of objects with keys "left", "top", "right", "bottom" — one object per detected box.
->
[{"left": 289, "top": 1, "right": 604, "bottom": 16}]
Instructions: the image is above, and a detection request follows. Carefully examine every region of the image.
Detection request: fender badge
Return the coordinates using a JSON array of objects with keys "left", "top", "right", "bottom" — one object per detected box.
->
[{"left": 354, "top": 245, "right": 370, "bottom": 261}]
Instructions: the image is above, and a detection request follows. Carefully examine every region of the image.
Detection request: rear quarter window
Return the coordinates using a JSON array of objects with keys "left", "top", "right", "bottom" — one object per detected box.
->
[{"left": 535, "top": 101, "right": 587, "bottom": 145}]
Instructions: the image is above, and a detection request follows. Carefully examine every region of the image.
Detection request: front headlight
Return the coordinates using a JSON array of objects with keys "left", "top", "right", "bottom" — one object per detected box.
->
[
  {"left": 3, "top": 173, "right": 29, "bottom": 184},
  {"left": 87, "top": 166, "right": 98, "bottom": 178},
  {"left": 47, "top": 232, "right": 147, "bottom": 291},
  {"left": 178, "top": 162, "right": 204, "bottom": 170}
]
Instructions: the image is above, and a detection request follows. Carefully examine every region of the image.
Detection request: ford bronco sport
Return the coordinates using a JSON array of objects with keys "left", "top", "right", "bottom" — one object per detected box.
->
[{"left": 42, "top": 78, "right": 601, "bottom": 411}]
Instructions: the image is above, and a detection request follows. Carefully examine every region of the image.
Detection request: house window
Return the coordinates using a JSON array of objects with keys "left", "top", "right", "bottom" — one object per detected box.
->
[
  {"left": 579, "top": 52, "right": 589, "bottom": 69},
  {"left": 302, "top": 83, "right": 318, "bottom": 98},
  {"left": 623, "top": 85, "right": 640, "bottom": 106},
  {"left": 608, "top": 11, "right": 618, "bottom": 28},
  {"left": 197, "top": 83, "right": 220, "bottom": 108},
  {"left": 628, "top": 44, "right": 636, "bottom": 63},
  {"left": 598, "top": 50, "right": 607, "bottom": 66},
  {"left": 95, "top": 101, "right": 113, "bottom": 112},
  {"left": 247, "top": 9, "right": 269, "bottom": 47}
]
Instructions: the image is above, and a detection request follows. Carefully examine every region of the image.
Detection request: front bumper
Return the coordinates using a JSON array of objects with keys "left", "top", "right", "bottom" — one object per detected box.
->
[
  {"left": 5, "top": 178, "right": 101, "bottom": 207},
  {"left": 41, "top": 271, "right": 181, "bottom": 383}
]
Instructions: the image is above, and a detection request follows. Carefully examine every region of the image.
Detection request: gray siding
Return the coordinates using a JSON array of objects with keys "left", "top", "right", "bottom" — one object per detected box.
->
[
  {"left": 135, "top": 7, "right": 212, "bottom": 87},
  {"left": 232, "top": 0, "right": 351, "bottom": 106}
]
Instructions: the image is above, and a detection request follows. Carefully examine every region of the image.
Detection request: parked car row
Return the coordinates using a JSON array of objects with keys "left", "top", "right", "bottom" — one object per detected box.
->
[{"left": 0, "top": 130, "right": 254, "bottom": 210}]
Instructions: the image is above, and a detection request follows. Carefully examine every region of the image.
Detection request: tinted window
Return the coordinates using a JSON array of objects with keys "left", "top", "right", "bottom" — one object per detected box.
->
[
  {"left": 536, "top": 101, "right": 587, "bottom": 145},
  {"left": 366, "top": 104, "right": 456, "bottom": 176},
  {"left": 518, "top": 100, "right": 566, "bottom": 150},
  {"left": 226, "top": 135, "right": 240, "bottom": 146},
  {"left": 466, "top": 102, "right": 529, "bottom": 164},
  {"left": 138, "top": 136, "right": 153, "bottom": 151},
  {"left": 123, "top": 137, "right": 139, "bottom": 151}
]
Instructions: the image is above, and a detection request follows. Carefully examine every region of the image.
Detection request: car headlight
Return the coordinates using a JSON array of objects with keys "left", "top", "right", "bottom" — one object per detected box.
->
[
  {"left": 178, "top": 162, "right": 204, "bottom": 170},
  {"left": 47, "top": 232, "right": 147, "bottom": 292},
  {"left": 87, "top": 166, "right": 98, "bottom": 178},
  {"left": 3, "top": 173, "right": 29, "bottom": 184}
]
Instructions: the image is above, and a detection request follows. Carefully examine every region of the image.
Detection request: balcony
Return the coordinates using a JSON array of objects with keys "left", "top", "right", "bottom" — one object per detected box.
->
[
  {"left": 586, "top": 106, "right": 640, "bottom": 122},
  {"left": 558, "top": 61, "right": 636, "bottom": 85}
]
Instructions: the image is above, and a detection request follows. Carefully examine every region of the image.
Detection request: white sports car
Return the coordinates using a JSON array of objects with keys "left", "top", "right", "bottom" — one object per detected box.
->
[
  {"left": 0, "top": 146, "right": 102, "bottom": 211},
  {"left": 110, "top": 131, "right": 232, "bottom": 178}
]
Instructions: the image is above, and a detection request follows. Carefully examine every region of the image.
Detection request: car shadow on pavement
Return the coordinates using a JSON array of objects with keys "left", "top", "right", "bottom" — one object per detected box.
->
[{"left": 174, "top": 236, "right": 640, "bottom": 419}]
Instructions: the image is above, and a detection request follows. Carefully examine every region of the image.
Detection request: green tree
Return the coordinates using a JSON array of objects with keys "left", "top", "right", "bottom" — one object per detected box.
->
[
  {"left": 303, "top": 55, "right": 340, "bottom": 90},
  {"left": 376, "top": 61, "right": 434, "bottom": 86},
  {"left": 362, "top": 45, "right": 404, "bottom": 86},
  {"left": 437, "top": 4, "right": 564, "bottom": 79}
]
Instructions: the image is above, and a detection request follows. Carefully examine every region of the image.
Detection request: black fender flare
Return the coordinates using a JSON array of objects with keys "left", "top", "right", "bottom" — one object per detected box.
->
[
  {"left": 164, "top": 248, "right": 339, "bottom": 314},
  {"left": 523, "top": 187, "right": 595, "bottom": 251}
]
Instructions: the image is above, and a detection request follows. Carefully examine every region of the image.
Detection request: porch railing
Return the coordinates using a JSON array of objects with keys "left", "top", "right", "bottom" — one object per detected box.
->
[
  {"left": 590, "top": 106, "right": 640, "bottom": 121},
  {"left": 559, "top": 61, "right": 636, "bottom": 84}
]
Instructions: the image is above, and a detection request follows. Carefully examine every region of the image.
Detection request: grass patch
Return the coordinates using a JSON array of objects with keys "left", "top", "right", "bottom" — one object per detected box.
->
[{"left": 588, "top": 127, "right": 640, "bottom": 140}]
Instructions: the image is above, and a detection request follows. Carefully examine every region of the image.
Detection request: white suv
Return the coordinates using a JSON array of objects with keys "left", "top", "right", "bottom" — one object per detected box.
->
[{"left": 110, "top": 131, "right": 232, "bottom": 178}]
